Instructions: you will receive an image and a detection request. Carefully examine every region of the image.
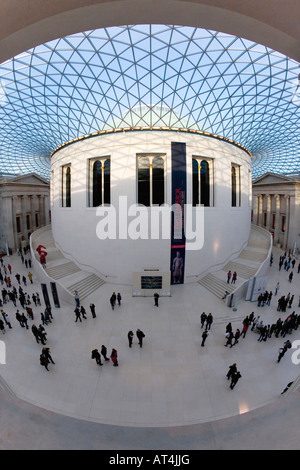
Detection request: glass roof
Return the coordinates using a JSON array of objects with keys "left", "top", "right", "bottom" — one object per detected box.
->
[{"left": 0, "top": 24, "right": 299, "bottom": 180}]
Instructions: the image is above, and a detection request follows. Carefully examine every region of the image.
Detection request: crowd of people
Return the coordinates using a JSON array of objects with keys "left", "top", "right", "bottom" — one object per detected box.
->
[
  {"left": 0, "top": 244, "right": 299, "bottom": 399},
  {"left": 200, "top": 249, "right": 300, "bottom": 390}
]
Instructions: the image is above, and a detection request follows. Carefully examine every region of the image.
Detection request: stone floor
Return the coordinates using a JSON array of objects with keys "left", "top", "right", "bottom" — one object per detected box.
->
[{"left": 0, "top": 246, "right": 299, "bottom": 449}]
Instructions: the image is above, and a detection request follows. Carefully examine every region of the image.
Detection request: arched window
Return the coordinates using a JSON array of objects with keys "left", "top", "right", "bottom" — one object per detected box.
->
[
  {"left": 152, "top": 156, "right": 164, "bottom": 205},
  {"left": 138, "top": 155, "right": 165, "bottom": 206},
  {"left": 103, "top": 158, "right": 111, "bottom": 205},
  {"left": 192, "top": 158, "right": 199, "bottom": 206},
  {"left": 138, "top": 156, "right": 151, "bottom": 206},
  {"left": 192, "top": 157, "right": 213, "bottom": 207},
  {"left": 93, "top": 160, "right": 102, "bottom": 207},
  {"left": 66, "top": 167, "right": 71, "bottom": 207},
  {"left": 231, "top": 164, "right": 241, "bottom": 207},
  {"left": 200, "top": 160, "right": 210, "bottom": 207},
  {"left": 231, "top": 166, "right": 237, "bottom": 207},
  {"left": 62, "top": 165, "right": 71, "bottom": 207},
  {"left": 89, "top": 157, "right": 111, "bottom": 207}
]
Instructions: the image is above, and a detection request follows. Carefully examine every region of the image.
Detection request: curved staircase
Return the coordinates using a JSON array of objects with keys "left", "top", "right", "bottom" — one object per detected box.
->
[
  {"left": 198, "top": 225, "right": 272, "bottom": 299},
  {"left": 31, "top": 225, "right": 105, "bottom": 300}
]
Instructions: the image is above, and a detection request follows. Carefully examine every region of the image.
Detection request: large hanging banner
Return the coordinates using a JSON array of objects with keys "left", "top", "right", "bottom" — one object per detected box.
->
[{"left": 170, "top": 142, "right": 186, "bottom": 285}]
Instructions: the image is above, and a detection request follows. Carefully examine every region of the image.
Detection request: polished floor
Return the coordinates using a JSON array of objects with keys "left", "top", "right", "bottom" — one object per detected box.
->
[{"left": 0, "top": 246, "right": 299, "bottom": 449}]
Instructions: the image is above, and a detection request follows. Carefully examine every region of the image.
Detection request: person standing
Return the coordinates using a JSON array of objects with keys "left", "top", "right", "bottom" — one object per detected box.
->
[
  {"left": 117, "top": 293, "right": 122, "bottom": 306},
  {"left": 230, "top": 371, "right": 242, "bottom": 390},
  {"left": 200, "top": 312, "right": 207, "bottom": 329},
  {"left": 136, "top": 329, "right": 145, "bottom": 348},
  {"left": 80, "top": 306, "right": 87, "bottom": 319},
  {"left": 227, "top": 270, "right": 231, "bottom": 283},
  {"left": 154, "top": 292, "right": 159, "bottom": 307},
  {"left": 74, "top": 290, "right": 80, "bottom": 308},
  {"left": 110, "top": 348, "right": 118, "bottom": 366},
  {"left": 110, "top": 294, "right": 116, "bottom": 310},
  {"left": 31, "top": 324, "right": 40, "bottom": 343},
  {"left": 233, "top": 329, "right": 240, "bottom": 346},
  {"left": 89, "top": 303, "right": 96, "bottom": 318},
  {"left": 21, "top": 313, "right": 29, "bottom": 330},
  {"left": 201, "top": 329, "right": 209, "bottom": 347},
  {"left": 231, "top": 271, "right": 237, "bottom": 284},
  {"left": 101, "top": 345, "right": 110, "bottom": 362},
  {"left": 128, "top": 330, "right": 134, "bottom": 348},
  {"left": 205, "top": 313, "right": 213, "bottom": 330},
  {"left": 91, "top": 349, "right": 102, "bottom": 366},
  {"left": 0, "top": 319, "right": 5, "bottom": 335},
  {"left": 1, "top": 310, "right": 12, "bottom": 329}
]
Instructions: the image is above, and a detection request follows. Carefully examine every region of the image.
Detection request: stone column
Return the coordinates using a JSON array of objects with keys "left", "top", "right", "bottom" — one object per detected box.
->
[
  {"left": 274, "top": 194, "right": 281, "bottom": 245},
  {"left": 283, "top": 195, "right": 290, "bottom": 249},
  {"left": 38, "top": 195, "right": 46, "bottom": 226},
  {"left": 252, "top": 194, "right": 259, "bottom": 225},
  {"left": 266, "top": 194, "right": 272, "bottom": 231},
  {"left": 12, "top": 196, "right": 19, "bottom": 250},
  {"left": 21, "top": 195, "right": 28, "bottom": 238},
  {"left": 257, "top": 194, "right": 263, "bottom": 226}
]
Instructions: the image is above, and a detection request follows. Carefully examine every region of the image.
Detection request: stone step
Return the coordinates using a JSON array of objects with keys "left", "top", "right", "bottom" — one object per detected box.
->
[
  {"left": 198, "top": 273, "right": 236, "bottom": 298},
  {"left": 238, "top": 249, "right": 268, "bottom": 262},
  {"left": 222, "top": 261, "right": 259, "bottom": 279},
  {"left": 46, "top": 261, "right": 81, "bottom": 279},
  {"left": 66, "top": 274, "right": 105, "bottom": 300},
  {"left": 31, "top": 225, "right": 105, "bottom": 300}
]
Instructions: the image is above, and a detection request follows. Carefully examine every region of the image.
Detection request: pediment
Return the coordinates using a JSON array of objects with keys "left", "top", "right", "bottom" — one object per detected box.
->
[
  {"left": 253, "top": 172, "right": 295, "bottom": 186},
  {"left": 2, "top": 173, "right": 49, "bottom": 186}
]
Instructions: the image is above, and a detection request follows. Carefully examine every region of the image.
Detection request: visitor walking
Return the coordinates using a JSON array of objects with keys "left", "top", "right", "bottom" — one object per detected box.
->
[
  {"left": 230, "top": 371, "right": 242, "bottom": 390},
  {"left": 42, "top": 347, "right": 55, "bottom": 364},
  {"left": 226, "top": 363, "right": 237, "bottom": 380},
  {"left": 201, "top": 329, "right": 209, "bottom": 347}
]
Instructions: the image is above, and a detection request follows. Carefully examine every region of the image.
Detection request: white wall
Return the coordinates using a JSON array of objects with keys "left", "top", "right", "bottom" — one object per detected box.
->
[{"left": 51, "top": 130, "right": 251, "bottom": 284}]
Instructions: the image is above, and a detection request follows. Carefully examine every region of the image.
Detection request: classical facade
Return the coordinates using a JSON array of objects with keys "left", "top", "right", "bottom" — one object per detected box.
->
[
  {"left": 0, "top": 173, "right": 50, "bottom": 254},
  {"left": 252, "top": 172, "right": 300, "bottom": 252}
]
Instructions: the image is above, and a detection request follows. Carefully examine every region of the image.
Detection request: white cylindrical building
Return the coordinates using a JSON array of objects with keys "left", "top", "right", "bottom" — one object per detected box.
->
[{"left": 50, "top": 127, "right": 252, "bottom": 286}]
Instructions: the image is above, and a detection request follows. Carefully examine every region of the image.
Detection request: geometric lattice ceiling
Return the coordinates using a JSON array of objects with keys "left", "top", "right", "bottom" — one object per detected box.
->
[{"left": 0, "top": 25, "right": 299, "bottom": 179}]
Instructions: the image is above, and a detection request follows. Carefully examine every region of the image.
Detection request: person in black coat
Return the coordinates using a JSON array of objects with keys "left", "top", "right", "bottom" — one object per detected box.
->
[
  {"left": 230, "top": 371, "right": 242, "bottom": 389},
  {"left": 91, "top": 349, "right": 102, "bottom": 366},
  {"left": 101, "top": 345, "right": 110, "bottom": 361},
  {"left": 128, "top": 330, "right": 134, "bottom": 348},
  {"left": 226, "top": 363, "right": 237, "bottom": 380},
  {"left": 136, "top": 329, "right": 145, "bottom": 348}
]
